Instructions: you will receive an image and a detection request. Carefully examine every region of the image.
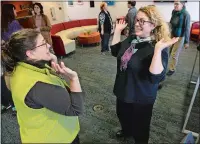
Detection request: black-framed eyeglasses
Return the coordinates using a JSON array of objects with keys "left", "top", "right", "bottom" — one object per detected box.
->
[
  {"left": 134, "top": 18, "right": 153, "bottom": 26},
  {"left": 35, "top": 41, "right": 47, "bottom": 48}
]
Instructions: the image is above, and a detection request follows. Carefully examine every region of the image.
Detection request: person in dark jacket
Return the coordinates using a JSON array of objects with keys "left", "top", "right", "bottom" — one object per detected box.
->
[
  {"left": 1, "top": 4, "right": 22, "bottom": 115},
  {"left": 125, "top": 1, "right": 137, "bottom": 36},
  {"left": 111, "top": 5, "right": 178, "bottom": 143},
  {"left": 167, "top": 0, "right": 191, "bottom": 76},
  {"left": 98, "top": 2, "right": 113, "bottom": 55},
  {"left": 1, "top": 4, "right": 22, "bottom": 42}
]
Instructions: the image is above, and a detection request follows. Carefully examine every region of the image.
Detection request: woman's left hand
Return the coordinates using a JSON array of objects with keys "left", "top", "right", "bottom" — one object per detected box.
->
[
  {"left": 51, "top": 61, "right": 78, "bottom": 81},
  {"left": 35, "top": 27, "right": 40, "bottom": 32},
  {"left": 155, "top": 37, "right": 179, "bottom": 51}
]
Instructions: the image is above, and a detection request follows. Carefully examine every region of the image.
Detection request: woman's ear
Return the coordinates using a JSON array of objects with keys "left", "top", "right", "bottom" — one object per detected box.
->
[
  {"left": 151, "top": 23, "right": 156, "bottom": 30},
  {"left": 26, "top": 50, "right": 34, "bottom": 59}
]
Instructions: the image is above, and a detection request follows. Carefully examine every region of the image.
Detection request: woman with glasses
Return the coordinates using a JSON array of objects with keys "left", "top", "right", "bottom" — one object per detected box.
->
[
  {"left": 1, "top": 29, "right": 84, "bottom": 144},
  {"left": 111, "top": 5, "right": 178, "bottom": 143},
  {"left": 167, "top": 0, "right": 190, "bottom": 76}
]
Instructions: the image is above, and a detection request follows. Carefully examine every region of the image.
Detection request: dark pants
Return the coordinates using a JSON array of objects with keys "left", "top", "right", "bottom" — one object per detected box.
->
[
  {"left": 1, "top": 76, "right": 14, "bottom": 107},
  {"left": 71, "top": 135, "right": 80, "bottom": 144},
  {"left": 100, "top": 33, "right": 110, "bottom": 52},
  {"left": 116, "top": 99, "right": 154, "bottom": 144}
]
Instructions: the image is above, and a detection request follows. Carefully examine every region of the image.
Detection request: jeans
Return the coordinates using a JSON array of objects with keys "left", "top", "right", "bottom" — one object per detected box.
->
[
  {"left": 169, "top": 37, "right": 185, "bottom": 71},
  {"left": 100, "top": 33, "right": 110, "bottom": 52}
]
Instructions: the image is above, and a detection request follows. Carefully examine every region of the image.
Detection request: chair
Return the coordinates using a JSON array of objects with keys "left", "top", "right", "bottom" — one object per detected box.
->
[{"left": 190, "top": 21, "right": 200, "bottom": 42}]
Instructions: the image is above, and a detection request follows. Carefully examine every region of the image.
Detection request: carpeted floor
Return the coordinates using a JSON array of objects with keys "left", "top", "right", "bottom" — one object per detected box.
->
[{"left": 1, "top": 38, "right": 199, "bottom": 143}]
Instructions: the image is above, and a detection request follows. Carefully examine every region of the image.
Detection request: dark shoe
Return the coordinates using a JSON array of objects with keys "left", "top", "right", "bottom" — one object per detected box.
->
[
  {"left": 158, "top": 83, "right": 163, "bottom": 90},
  {"left": 167, "top": 70, "right": 175, "bottom": 76},
  {"left": 101, "top": 52, "right": 106, "bottom": 55},
  {"left": 12, "top": 111, "right": 17, "bottom": 116},
  {"left": 116, "top": 130, "right": 132, "bottom": 138}
]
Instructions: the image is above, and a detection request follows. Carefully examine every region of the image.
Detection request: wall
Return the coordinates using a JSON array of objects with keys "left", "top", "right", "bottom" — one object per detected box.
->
[
  {"left": 40, "top": 1, "right": 199, "bottom": 25},
  {"left": 1, "top": 1, "right": 32, "bottom": 12},
  {"left": 35, "top": 2, "right": 66, "bottom": 25},
  {"left": 65, "top": 1, "right": 199, "bottom": 22}
]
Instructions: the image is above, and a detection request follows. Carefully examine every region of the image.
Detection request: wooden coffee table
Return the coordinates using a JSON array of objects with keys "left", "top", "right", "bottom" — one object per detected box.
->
[{"left": 77, "top": 32, "right": 100, "bottom": 46}]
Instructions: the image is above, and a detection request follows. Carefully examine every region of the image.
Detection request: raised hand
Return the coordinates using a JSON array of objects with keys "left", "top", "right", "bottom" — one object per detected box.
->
[
  {"left": 51, "top": 61, "right": 78, "bottom": 81},
  {"left": 155, "top": 37, "right": 179, "bottom": 51},
  {"left": 115, "top": 20, "right": 127, "bottom": 32}
]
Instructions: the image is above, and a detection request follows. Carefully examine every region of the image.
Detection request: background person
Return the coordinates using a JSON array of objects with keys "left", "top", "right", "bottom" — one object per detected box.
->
[{"left": 98, "top": 2, "right": 113, "bottom": 55}]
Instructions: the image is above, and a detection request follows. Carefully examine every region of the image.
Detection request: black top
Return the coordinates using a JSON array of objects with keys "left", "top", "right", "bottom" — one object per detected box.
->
[
  {"left": 98, "top": 10, "right": 112, "bottom": 34},
  {"left": 110, "top": 36, "right": 169, "bottom": 104},
  {"left": 25, "top": 82, "right": 84, "bottom": 116}
]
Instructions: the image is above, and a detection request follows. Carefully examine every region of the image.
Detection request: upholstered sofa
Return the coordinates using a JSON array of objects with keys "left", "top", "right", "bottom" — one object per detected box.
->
[
  {"left": 190, "top": 21, "right": 200, "bottom": 42},
  {"left": 51, "top": 18, "right": 98, "bottom": 56}
]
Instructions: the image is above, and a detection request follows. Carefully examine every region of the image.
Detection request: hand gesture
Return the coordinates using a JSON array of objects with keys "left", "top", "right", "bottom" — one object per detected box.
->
[
  {"left": 155, "top": 37, "right": 179, "bottom": 51},
  {"left": 51, "top": 61, "right": 78, "bottom": 81},
  {"left": 115, "top": 20, "right": 127, "bottom": 32},
  {"left": 1, "top": 40, "right": 5, "bottom": 45},
  {"left": 35, "top": 27, "right": 40, "bottom": 32}
]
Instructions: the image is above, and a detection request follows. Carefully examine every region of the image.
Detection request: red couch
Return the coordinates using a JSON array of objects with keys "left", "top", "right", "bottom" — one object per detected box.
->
[
  {"left": 51, "top": 19, "right": 98, "bottom": 56},
  {"left": 190, "top": 21, "right": 200, "bottom": 42}
]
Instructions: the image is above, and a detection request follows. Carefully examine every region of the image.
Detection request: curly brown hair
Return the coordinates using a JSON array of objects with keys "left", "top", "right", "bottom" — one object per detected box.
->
[{"left": 139, "top": 5, "right": 171, "bottom": 42}]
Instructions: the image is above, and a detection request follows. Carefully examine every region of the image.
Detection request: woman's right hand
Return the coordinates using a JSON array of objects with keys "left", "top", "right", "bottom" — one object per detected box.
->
[
  {"left": 115, "top": 20, "right": 127, "bottom": 32},
  {"left": 51, "top": 61, "right": 78, "bottom": 81},
  {"left": 35, "top": 27, "right": 40, "bottom": 32}
]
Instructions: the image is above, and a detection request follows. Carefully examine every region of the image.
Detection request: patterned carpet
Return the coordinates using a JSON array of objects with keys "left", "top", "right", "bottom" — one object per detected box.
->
[{"left": 1, "top": 39, "right": 199, "bottom": 143}]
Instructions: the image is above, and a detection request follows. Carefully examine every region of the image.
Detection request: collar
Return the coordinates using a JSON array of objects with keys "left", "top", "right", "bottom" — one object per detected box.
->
[
  {"left": 131, "top": 36, "right": 152, "bottom": 44},
  {"left": 17, "top": 62, "right": 56, "bottom": 76},
  {"left": 128, "top": 7, "right": 135, "bottom": 11}
]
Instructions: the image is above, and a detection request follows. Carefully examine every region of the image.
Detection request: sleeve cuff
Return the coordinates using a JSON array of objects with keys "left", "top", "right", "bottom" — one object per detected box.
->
[
  {"left": 70, "top": 92, "right": 85, "bottom": 97},
  {"left": 110, "top": 41, "right": 121, "bottom": 49},
  {"left": 149, "top": 69, "right": 165, "bottom": 77}
]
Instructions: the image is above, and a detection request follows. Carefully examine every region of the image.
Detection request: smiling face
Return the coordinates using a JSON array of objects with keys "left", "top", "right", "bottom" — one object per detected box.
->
[
  {"left": 34, "top": 4, "right": 41, "bottom": 15},
  {"left": 134, "top": 11, "right": 155, "bottom": 38},
  {"left": 26, "top": 34, "right": 52, "bottom": 61}
]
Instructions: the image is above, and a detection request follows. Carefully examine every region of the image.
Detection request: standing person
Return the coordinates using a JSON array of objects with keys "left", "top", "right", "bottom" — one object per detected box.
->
[
  {"left": 167, "top": 0, "right": 190, "bottom": 76},
  {"left": 32, "top": 3, "right": 53, "bottom": 46},
  {"left": 32, "top": 2, "right": 57, "bottom": 62},
  {"left": 1, "top": 29, "right": 84, "bottom": 143},
  {"left": 1, "top": 4, "right": 22, "bottom": 42},
  {"left": 125, "top": 1, "right": 137, "bottom": 36},
  {"left": 111, "top": 6, "right": 178, "bottom": 143},
  {"left": 98, "top": 2, "right": 113, "bottom": 55},
  {"left": 1, "top": 4, "right": 22, "bottom": 115}
]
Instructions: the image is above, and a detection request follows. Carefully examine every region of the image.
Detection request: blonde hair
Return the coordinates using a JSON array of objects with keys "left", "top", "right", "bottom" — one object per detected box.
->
[
  {"left": 100, "top": 2, "right": 107, "bottom": 10},
  {"left": 139, "top": 5, "right": 171, "bottom": 42}
]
